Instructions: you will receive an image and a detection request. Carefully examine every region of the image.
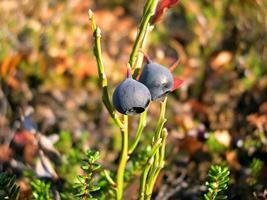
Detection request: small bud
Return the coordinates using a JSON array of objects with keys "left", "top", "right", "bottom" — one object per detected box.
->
[
  {"left": 96, "top": 27, "right": 101, "bottom": 37},
  {"left": 162, "top": 128, "right": 168, "bottom": 138},
  {"left": 88, "top": 9, "right": 94, "bottom": 19}
]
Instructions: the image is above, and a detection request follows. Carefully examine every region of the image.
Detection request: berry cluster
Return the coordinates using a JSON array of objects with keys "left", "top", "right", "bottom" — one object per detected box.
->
[{"left": 112, "top": 53, "right": 183, "bottom": 115}]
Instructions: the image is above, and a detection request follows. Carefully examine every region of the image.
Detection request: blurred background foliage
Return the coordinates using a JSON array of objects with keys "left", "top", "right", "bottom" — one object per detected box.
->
[{"left": 0, "top": 0, "right": 267, "bottom": 199}]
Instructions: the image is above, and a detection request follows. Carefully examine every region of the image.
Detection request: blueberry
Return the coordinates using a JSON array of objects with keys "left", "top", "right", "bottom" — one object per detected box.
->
[
  {"left": 139, "top": 56, "right": 174, "bottom": 100},
  {"left": 112, "top": 67, "right": 151, "bottom": 115}
]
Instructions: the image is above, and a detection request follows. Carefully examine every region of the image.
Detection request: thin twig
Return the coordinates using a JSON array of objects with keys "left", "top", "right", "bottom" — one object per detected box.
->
[{"left": 88, "top": 10, "right": 123, "bottom": 129}]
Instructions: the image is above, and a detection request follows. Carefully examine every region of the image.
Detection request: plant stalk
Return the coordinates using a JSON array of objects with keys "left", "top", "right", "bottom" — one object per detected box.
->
[
  {"left": 88, "top": 10, "right": 124, "bottom": 129},
  {"left": 129, "top": 0, "right": 159, "bottom": 68},
  {"left": 139, "top": 98, "right": 168, "bottom": 200},
  {"left": 116, "top": 115, "right": 128, "bottom": 200},
  {"left": 139, "top": 140, "right": 162, "bottom": 200},
  {"left": 145, "top": 128, "right": 168, "bottom": 199},
  {"left": 128, "top": 110, "right": 147, "bottom": 155}
]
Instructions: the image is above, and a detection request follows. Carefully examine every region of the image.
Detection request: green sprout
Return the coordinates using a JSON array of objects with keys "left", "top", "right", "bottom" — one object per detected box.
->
[
  {"left": 204, "top": 165, "right": 230, "bottom": 200},
  {"left": 31, "top": 179, "right": 51, "bottom": 200},
  {"left": 73, "top": 150, "right": 102, "bottom": 200}
]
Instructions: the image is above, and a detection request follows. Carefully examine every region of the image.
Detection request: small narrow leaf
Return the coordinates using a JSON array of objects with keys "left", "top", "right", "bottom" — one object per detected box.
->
[{"left": 152, "top": 0, "right": 180, "bottom": 24}]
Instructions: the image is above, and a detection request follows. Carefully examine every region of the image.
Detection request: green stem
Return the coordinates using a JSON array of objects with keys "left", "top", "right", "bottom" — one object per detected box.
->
[
  {"left": 128, "top": 110, "right": 147, "bottom": 155},
  {"left": 145, "top": 129, "right": 168, "bottom": 199},
  {"left": 139, "top": 140, "right": 162, "bottom": 200},
  {"left": 116, "top": 115, "right": 128, "bottom": 200},
  {"left": 143, "top": 0, "right": 154, "bottom": 17},
  {"left": 155, "top": 98, "right": 167, "bottom": 140},
  {"left": 159, "top": 129, "right": 168, "bottom": 168},
  {"left": 88, "top": 10, "right": 124, "bottom": 129},
  {"left": 129, "top": 0, "right": 159, "bottom": 68},
  {"left": 139, "top": 98, "right": 168, "bottom": 200},
  {"left": 154, "top": 98, "right": 167, "bottom": 169},
  {"left": 132, "top": 23, "right": 152, "bottom": 79},
  {"left": 140, "top": 158, "right": 153, "bottom": 200}
]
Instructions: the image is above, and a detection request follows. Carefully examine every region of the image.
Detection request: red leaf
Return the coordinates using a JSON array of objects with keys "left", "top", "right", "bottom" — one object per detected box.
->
[
  {"left": 152, "top": 0, "right": 180, "bottom": 24},
  {"left": 172, "top": 77, "right": 183, "bottom": 91}
]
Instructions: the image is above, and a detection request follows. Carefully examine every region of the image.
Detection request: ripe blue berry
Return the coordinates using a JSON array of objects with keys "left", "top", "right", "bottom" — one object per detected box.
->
[
  {"left": 139, "top": 57, "right": 173, "bottom": 100},
  {"left": 112, "top": 67, "right": 151, "bottom": 115}
]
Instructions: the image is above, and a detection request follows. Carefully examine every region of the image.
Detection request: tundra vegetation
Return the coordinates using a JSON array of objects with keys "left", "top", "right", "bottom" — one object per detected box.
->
[{"left": 0, "top": 0, "right": 266, "bottom": 199}]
